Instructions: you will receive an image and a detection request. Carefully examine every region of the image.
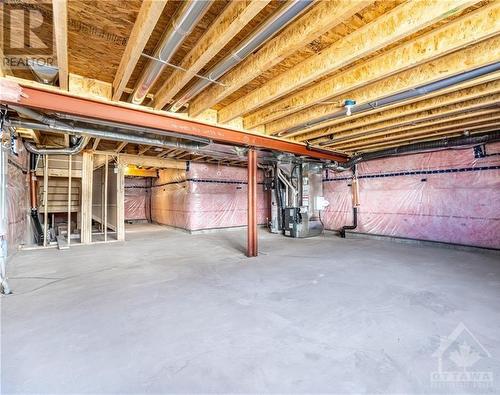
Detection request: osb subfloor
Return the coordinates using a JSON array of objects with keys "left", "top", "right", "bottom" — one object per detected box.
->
[{"left": 2, "top": 226, "right": 500, "bottom": 393}]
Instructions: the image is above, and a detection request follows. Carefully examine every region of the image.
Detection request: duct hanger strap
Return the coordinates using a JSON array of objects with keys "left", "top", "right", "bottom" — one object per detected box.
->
[{"left": 140, "top": 53, "right": 226, "bottom": 87}]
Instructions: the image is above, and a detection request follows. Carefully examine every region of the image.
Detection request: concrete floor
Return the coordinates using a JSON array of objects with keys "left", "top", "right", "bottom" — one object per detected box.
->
[{"left": 2, "top": 226, "right": 500, "bottom": 393}]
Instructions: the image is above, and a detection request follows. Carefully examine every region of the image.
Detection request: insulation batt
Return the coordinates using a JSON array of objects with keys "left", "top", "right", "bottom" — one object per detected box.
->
[
  {"left": 150, "top": 163, "right": 269, "bottom": 231},
  {"left": 6, "top": 142, "right": 29, "bottom": 256},
  {"left": 322, "top": 142, "right": 500, "bottom": 249},
  {"left": 124, "top": 178, "right": 150, "bottom": 221}
]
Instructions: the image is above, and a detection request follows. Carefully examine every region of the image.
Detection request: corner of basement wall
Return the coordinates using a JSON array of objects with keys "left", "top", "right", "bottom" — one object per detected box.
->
[
  {"left": 5, "top": 139, "right": 30, "bottom": 258},
  {"left": 322, "top": 142, "right": 500, "bottom": 249},
  {"left": 148, "top": 162, "right": 270, "bottom": 232}
]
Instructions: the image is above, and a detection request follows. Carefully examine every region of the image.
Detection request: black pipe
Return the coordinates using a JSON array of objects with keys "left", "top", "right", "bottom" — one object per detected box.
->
[
  {"left": 340, "top": 165, "right": 358, "bottom": 238},
  {"left": 274, "top": 169, "right": 284, "bottom": 231},
  {"left": 340, "top": 207, "right": 357, "bottom": 238},
  {"left": 29, "top": 153, "right": 44, "bottom": 245},
  {"left": 330, "top": 131, "right": 500, "bottom": 171}
]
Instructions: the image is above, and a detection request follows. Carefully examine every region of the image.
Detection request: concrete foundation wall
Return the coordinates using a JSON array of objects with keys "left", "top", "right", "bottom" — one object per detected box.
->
[{"left": 322, "top": 142, "right": 500, "bottom": 249}]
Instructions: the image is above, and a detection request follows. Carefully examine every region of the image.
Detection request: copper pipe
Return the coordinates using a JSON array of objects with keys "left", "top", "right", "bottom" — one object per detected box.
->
[{"left": 247, "top": 148, "right": 258, "bottom": 257}]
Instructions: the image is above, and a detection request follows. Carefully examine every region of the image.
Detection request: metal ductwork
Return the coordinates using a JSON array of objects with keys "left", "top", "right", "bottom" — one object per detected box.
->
[
  {"left": 326, "top": 130, "right": 500, "bottom": 172},
  {"left": 130, "top": 0, "right": 211, "bottom": 105},
  {"left": 27, "top": 59, "right": 59, "bottom": 85},
  {"left": 283, "top": 62, "right": 500, "bottom": 139},
  {"left": 168, "top": 0, "right": 313, "bottom": 112},
  {"left": 24, "top": 136, "right": 88, "bottom": 155},
  {"left": 9, "top": 106, "right": 212, "bottom": 151}
]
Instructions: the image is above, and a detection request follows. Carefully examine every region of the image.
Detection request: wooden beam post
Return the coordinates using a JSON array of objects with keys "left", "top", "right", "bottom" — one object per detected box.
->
[
  {"left": 52, "top": 0, "right": 69, "bottom": 90},
  {"left": 104, "top": 154, "right": 108, "bottom": 242},
  {"left": 81, "top": 152, "right": 93, "bottom": 244},
  {"left": 247, "top": 148, "right": 258, "bottom": 257},
  {"left": 116, "top": 162, "right": 125, "bottom": 241},
  {"left": 43, "top": 155, "right": 49, "bottom": 247}
]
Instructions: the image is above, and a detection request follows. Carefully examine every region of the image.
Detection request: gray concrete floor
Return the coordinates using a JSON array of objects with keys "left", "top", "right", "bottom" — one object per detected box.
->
[{"left": 2, "top": 226, "right": 500, "bottom": 394}]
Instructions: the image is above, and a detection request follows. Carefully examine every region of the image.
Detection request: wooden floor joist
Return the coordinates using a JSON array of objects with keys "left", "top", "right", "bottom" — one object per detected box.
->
[
  {"left": 247, "top": 5, "right": 500, "bottom": 130},
  {"left": 187, "top": 0, "right": 371, "bottom": 117},
  {"left": 115, "top": 141, "right": 128, "bottom": 153},
  {"left": 112, "top": 0, "right": 168, "bottom": 101},
  {"left": 219, "top": 0, "right": 483, "bottom": 125},
  {"left": 315, "top": 93, "right": 500, "bottom": 145},
  {"left": 152, "top": 0, "right": 270, "bottom": 110},
  {"left": 264, "top": 36, "right": 500, "bottom": 136},
  {"left": 325, "top": 109, "right": 500, "bottom": 148},
  {"left": 52, "top": 0, "right": 69, "bottom": 90},
  {"left": 333, "top": 114, "right": 500, "bottom": 151},
  {"left": 352, "top": 127, "right": 498, "bottom": 155},
  {"left": 297, "top": 78, "right": 500, "bottom": 142}
]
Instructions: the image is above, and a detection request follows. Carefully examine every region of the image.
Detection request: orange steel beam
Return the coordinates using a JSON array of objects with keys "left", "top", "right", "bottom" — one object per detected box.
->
[
  {"left": 247, "top": 148, "right": 258, "bottom": 257},
  {"left": 3, "top": 85, "right": 346, "bottom": 162}
]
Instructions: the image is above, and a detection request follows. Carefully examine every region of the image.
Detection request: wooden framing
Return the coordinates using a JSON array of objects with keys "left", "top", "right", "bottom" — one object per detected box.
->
[
  {"left": 153, "top": 0, "right": 270, "bottom": 109},
  {"left": 112, "top": 153, "right": 185, "bottom": 170},
  {"left": 137, "top": 145, "right": 151, "bottom": 155},
  {"left": 188, "top": 0, "right": 371, "bottom": 117},
  {"left": 43, "top": 156, "right": 49, "bottom": 247},
  {"left": 116, "top": 163, "right": 125, "bottom": 242},
  {"left": 112, "top": 0, "right": 168, "bottom": 101},
  {"left": 3, "top": 2, "right": 499, "bottom": 157},
  {"left": 343, "top": 124, "right": 499, "bottom": 153},
  {"left": 326, "top": 110, "right": 500, "bottom": 149},
  {"left": 316, "top": 93, "right": 500, "bottom": 145},
  {"left": 81, "top": 152, "right": 93, "bottom": 244},
  {"left": 52, "top": 0, "right": 69, "bottom": 90},
  {"left": 297, "top": 78, "right": 500, "bottom": 142},
  {"left": 115, "top": 141, "right": 128, "bottom": 153},
  {"left": 247, "top": 4, "right": 500, "bottom": 129},
  {"left": 333, "top": 115, "right": 500, "bottom": 151},
  {"left": 123, "top": 166, "right": 157, "bottom": 177},
  {"left": 104, "top": 155, "right": 108, "bottom": 242},
  {"left": 264, "top": 37, "right": 500, "bottom": 135},
  {"left": 92, "top": 138, "right": 101, "bottom": 151},
  {"left": 247, "top": 148, "right": 257, "bottom": 257},
  {"left": 350, "top": 126, "right": 498, "bottom": 153},
  {"left": 219, "top": 0, "right": 481, "bottom": 124}
]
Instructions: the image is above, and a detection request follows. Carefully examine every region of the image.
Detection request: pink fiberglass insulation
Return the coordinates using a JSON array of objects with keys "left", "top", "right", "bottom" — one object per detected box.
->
[
  {"left": 322, "top": 142, "right": 500, "bottom": 249},
  {"left": 6, "top": 141, "right": 29, "bottom": 256},
  {"left": 124, "top": 177, "right": 150, "bottom": 221},
  {"left": 151, "top": 162, "right": 269, "bottom": 231}
]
